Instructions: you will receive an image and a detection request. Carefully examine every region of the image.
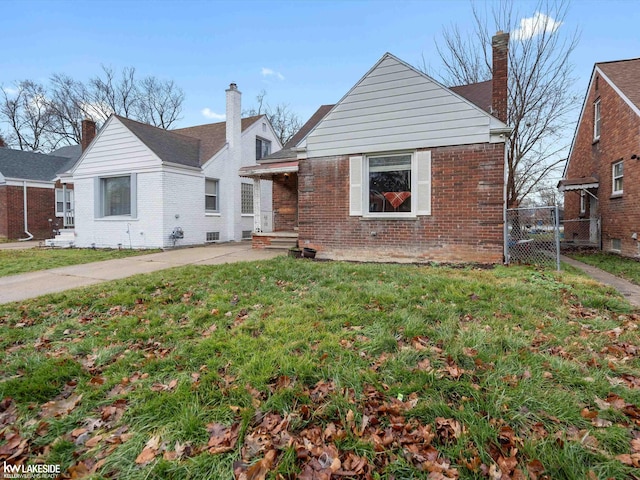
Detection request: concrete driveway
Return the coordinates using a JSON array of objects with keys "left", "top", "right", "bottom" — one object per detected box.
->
[{"left": 0, "top": 243, "right": 283, "bottom": 305}]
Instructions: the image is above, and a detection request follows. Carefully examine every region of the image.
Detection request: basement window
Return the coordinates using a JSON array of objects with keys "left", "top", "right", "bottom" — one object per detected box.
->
[
  {"left": 206, "top": 232, "right": 220, "bottom": 242},
  {"left": 611, "top": 238, "right": 621, "bottom": 252},
  {"left": 242, "top": 230, "right": 252, "bottom": 240}
]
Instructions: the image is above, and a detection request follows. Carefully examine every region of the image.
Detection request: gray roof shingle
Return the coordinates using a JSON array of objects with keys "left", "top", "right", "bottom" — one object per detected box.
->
[{"left": 0, "top": 149, "right": 72, "bottom": 182}]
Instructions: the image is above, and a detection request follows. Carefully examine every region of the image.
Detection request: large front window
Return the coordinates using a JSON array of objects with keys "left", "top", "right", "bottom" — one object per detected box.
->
[
  {"left": 368, "top": 154, "right": 412, "bottom": 213},
  {"left": 102, "top": 176, "right": 131, "bottom": 216}
]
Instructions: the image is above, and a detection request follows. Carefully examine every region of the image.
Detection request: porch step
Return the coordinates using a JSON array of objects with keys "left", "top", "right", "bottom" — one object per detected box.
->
[
  {"left": 265, "top": 238, "right": 298, "bottom": 250},
  {"left": 45, "top": 230, "right": 75, "bottom": 248}
]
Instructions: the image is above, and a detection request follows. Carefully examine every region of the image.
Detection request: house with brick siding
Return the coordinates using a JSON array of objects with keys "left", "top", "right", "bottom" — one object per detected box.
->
[
  {"left": 242, "top": 33, "right": 511, "bottom": 263},
  {"left": 69, "top": 84, "right": 281, "bottom": 249},
  {"left": 559, "top": 58, "right": 640, "bottom": 257},
  {"left": 0, "top": 148, "right": 77, "bottom": 241}
]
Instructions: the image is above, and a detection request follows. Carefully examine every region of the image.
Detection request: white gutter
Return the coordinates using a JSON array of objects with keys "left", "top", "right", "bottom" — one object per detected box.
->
[{"left": 18, "top": 180, "right": 34, "bottom": 242}]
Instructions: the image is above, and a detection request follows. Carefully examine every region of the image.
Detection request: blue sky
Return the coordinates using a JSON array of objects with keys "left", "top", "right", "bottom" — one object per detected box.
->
[{"left": 1, "top": 0, "right": 639, "bottom": 131}]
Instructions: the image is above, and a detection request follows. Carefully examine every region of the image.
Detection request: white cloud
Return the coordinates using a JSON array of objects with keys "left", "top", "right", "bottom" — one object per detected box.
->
[
  {"left": 201, "top": 108, "right": 225, "bottom": 120},
  {"left": 261, "top": 67, "right": 285, "bottom": 80},
  {"left": 512, "top": 12, "right": 562, "bottom": 41},
  {"left": 3, "top": 87, "right": 18, "bottom": 96}
]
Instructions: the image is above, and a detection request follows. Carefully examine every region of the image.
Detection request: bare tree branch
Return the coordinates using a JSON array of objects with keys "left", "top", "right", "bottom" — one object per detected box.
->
[
  {"left": 426, "top": 0, "right": 580, "bottom": 206},
  {"left": 244, "top": 90, "right": 302, "bottom": 145}
]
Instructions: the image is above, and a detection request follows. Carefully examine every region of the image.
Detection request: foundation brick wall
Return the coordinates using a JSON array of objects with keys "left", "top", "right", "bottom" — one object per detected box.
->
[
  {"left": 0, "top": 185, "right": 55, "bottom": 240},
  {"left": 297, "top": 143, "right": 505, "bottom": 263},
  {"left": 565, "top": 71, "right": 640, "bottom": 257}
]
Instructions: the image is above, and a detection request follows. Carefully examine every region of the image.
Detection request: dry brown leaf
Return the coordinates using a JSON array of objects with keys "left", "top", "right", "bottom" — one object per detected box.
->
[
  {"left": 135, "top": 446, "right": 157, "bottom": 465},
  {"left": 40, "top": 394, "right": 82, "bottom": 418}
]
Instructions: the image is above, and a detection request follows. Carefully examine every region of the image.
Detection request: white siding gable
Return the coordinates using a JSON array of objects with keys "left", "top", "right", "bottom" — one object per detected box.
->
[
  {"left": 73, "top": 116, "right": 162, "bottom": 178},
  {"left": 305, "top": 54, "right": 493, "bottom": 158}
]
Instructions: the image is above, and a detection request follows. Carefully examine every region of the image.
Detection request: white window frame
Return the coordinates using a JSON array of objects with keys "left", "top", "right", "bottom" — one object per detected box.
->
[
  {"left": 55, "top": 188, "right": 74, "bottom": 217},
  {"left": 611, "top": 238, "right": 622, "bottom": 252},
  {"left": 579, "top": 190, "right": 586, "bottom": 215},
  {"left": 364, "top": 153, "right": 415, "bottom": 218},
  {"left": 593, "top": 99, "right": 601, "bottom": 141},
  {"left": 205, "top": 178, "right": 219, "bottom": 213},
  {"left": 94, "top": 174, "right": 137, "bottom": 219},
  {"left": 256, "top": 137, "right": 271, "bottom": 160},
  {"left": 612, "top": 160, "right": 623, "bottom": 195},
  {"left": 241, "top": 182, "right": 254, "bottom": 215}
]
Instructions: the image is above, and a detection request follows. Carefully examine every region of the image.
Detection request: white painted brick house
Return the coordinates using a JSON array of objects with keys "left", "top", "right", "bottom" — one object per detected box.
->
[{"left": 70, "top": 84, "right": 280, "bottom": 249}]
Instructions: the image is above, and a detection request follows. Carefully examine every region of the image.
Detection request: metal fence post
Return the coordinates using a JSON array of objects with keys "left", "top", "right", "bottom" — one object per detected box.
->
[{"left": 555, "top": 204, "right": 561, "bottom": 271}]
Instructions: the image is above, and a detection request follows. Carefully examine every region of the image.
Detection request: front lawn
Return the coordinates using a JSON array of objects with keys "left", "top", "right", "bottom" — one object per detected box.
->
[
  {"left": 570, "top": 252, "right": 640, "bottom": 286},
  {"left": 0, "top": 248, "right": 160, "bottom": 277},
  {"left": 1, "top": 258, "right": 638, "bottom": 479}
]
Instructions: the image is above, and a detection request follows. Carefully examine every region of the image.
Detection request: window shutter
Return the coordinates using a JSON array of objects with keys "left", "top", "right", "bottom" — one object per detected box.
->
[
  {"left": 349, "top": 156, "right": 363, "bottom": 216},
  {"left": 94, "top": 178, "right": 102, "bottom": 218},
  {"left": 130, "top": 173, "right": 137, "bottom": 218},
  {"left": 415, "top": 150, "right": 431, "bottom": 216}
]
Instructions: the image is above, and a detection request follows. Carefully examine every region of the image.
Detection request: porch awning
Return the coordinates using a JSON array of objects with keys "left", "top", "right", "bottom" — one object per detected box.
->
[
  {"left": 557, "top": 177, "right": 599, "bottom": 192},
  {"left": 239, "top": 161, "right": 299, "bottom": 179}
]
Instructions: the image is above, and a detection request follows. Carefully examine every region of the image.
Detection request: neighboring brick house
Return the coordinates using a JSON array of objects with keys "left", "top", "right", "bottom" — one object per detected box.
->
[
  {"left": 0, "top": 149, "right": 77, "bottom": 240},
  {"left": 242, "top": 33, "right": 511, "bottom": 263},
  {"left": 559, "top": 58, "right": 640, "bottom": 257},
  {"left": 70, "top": 84, "right": 281, "bottom": 249}
]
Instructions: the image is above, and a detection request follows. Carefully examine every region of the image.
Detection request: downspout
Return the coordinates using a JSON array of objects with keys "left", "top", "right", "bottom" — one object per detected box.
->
[{"left": 18, "top": 180, "right": 34, "bottom": 241}]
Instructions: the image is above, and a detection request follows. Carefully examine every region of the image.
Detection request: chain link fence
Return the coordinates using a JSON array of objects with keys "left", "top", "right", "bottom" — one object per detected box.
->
[
  {"left": 506, "top": 206, "right": 560, "bottom": 270},
  {"left": 561, "top": 218, "right": 600, "bottom": 248}
]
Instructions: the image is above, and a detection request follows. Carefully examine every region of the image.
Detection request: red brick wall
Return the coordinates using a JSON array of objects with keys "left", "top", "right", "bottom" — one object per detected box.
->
[
  {"left": 0, "top": 185, "right": 56, "bottom": 240},
  {"left": 272, "top": 174, "right": 298, "bottom": 231},
  {"left": 565, "top": 71, "right": 640, "bottom": 256},
  {"left": 297, "top": 143, "right": 505, "bottom": 263}
]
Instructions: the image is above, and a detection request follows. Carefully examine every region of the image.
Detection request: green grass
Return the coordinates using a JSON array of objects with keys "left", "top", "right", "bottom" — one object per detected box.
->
[
  {"left": 0, "top": 248, "right": 160, "bottom": 277},
  {"left": 0, "top": 258, "right": 638, "bottom": 479},
  {"left": 570, "top": 251, "right": 640, "bottom": 285}
]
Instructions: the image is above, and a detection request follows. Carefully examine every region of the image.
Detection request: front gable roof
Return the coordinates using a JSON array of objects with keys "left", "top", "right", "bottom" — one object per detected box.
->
[
  {"left": 117, "top": 116, "right": 201, "bottom": 168},
  {"left": 0, "top": 148, "right": 72, "bottom": 182},
  {"left": 303, "top": 53, "right": 506, "bottom": 158}
]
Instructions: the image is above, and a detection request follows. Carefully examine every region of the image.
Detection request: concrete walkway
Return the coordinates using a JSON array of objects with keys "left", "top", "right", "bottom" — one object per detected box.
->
[
  {"left": 561, "top": 255, "right": 640, "bottom": 309},
  {"left": 0, "top": 244, "right": 283, "bottom": 305},
  {"left": 0, "top": 241, "right": 39, "bottom": 250}
]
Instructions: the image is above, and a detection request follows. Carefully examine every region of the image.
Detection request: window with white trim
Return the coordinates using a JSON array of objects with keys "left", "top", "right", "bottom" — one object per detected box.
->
[
  {"left": 368, "top": 154, "right": 412, "bottom": 213},
  {"left": 612, "top": 238, "right": 621, "bottom": 252},
  {"left": 256, "top": 138, "right": 271, "bottom": 160},
  {"left": 579, "top": 191, "right": 586, "bottom": 215},
  {"left": 612, "top": 161, "right": 623, "bottom": 195},
  {"left": 349, "top": 151, "right": 431, "bottom": 217},
  {"left": 205, "top": 178, "right": 219, "bottom": 212},
  {"left": 99, "top": 175, "right": 132, "bottom": 217},
  {"left": 55, "top": 188, "right": 73, "bottom": 217},
  {"left": 593, "top": 99, "right": 601, "bottom": 140},
  {"left": 241, "top": 183, "right": 254, "bottom": 214}
]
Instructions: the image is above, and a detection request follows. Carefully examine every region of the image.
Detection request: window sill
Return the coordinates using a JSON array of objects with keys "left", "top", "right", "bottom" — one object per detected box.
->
[
  {"left": 95, "top": 217, "right": 138, "bottom": 221},
  {"left": 592, "top": 138, "right": 600, "bottom": 145},
  {"left": 360, "top": 215, "right": 419, "bottom": 221},
  {"left": 241, "top": 214, "right": 255, "bottom": 217},
  {"left": 205, "top": 212, "right": 221, "bottom": 216},
  {"left": 610, "top": 193, "right": 623, "bottom": 199}
]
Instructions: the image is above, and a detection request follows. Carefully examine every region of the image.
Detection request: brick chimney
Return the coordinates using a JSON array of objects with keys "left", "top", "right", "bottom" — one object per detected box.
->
[
  {"left": 491, "top": 31, "right": 509, "bottom": 124},
  {"left": 81, "top": 118, "right": 96, "bottom": 152},
  {"left": 226, "top": 83, "right": 241, "bottom": 149}
]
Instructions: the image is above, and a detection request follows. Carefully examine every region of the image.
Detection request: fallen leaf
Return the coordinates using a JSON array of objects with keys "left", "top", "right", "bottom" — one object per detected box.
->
[{"left": 40, "top": 394, "right": 82, "bottom": 418}]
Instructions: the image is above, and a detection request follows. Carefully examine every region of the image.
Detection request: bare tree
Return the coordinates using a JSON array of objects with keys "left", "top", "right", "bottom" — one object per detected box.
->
[
  {"left": 0, "top": 81, "right": 55, "bottom": 152},
  {"left": 136, "top": 76, "right": 184, "bottom": 128},
  {"left": 244, "top": 90, "right": 302, "bottom": 145},
  {"left": 47, "top": 73, "right": 90, "bottom": 145},
  {"left": 429, "top": 0, "right": 579, "bottom": 207}
]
